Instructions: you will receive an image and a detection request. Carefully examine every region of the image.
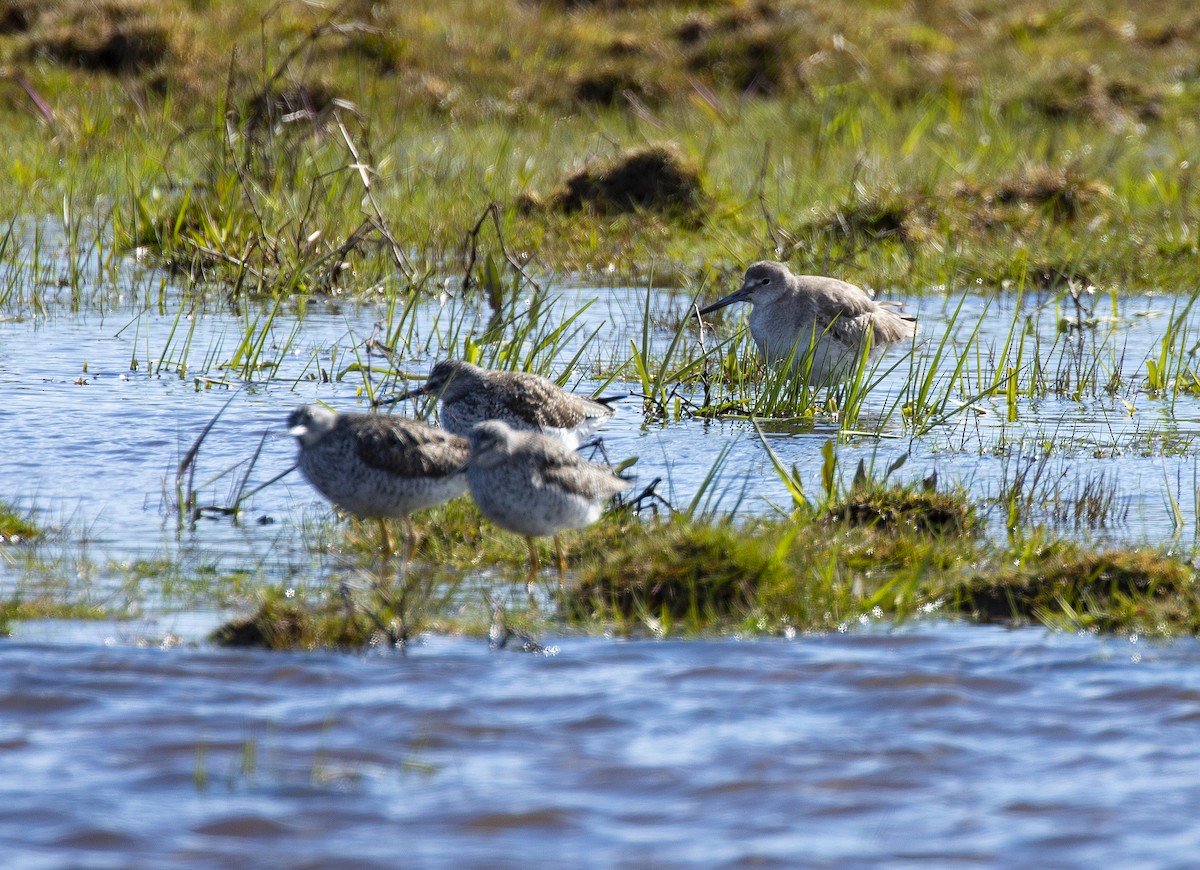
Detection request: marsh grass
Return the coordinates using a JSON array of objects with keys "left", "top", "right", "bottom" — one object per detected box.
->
[{"left": 4, "top": 0, "right": 1200, "bottom": 289}]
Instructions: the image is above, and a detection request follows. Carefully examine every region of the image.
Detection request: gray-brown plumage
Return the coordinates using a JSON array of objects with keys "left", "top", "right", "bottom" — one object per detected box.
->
[
  {"left": 699, "top": 261, "right": 917, "bottom": 385},
  {"left": 465, "top": 420, "right": 631, "bottom": 580},
  {"left": 404, "top": 359, "right": 617, "bottom": 449},
  {"left": 287, "top": 404, "right": 469, "bottom": 558}
]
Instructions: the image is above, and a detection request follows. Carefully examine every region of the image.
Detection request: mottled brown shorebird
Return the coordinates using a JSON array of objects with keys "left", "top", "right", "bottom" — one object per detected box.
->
[
  {"left": 287, "top": 405, "right": 469, "bottom": 559},
  {"left": 699, "top": 261, "right": 917, "bottom": 386},
  {"left": 464, "top": 420, "right": 631, "bottom": 581},
  {"left": 400, "top": 359, "right": 618, "bottom": 450}
]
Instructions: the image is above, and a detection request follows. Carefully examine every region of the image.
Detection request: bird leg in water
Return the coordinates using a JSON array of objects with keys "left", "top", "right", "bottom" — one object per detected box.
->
[
  {"left": 524, "top": 535, "right": 541, "bottom": 604},
  {"left": 525, "top": 535, "right": 541, "bottom": 577}
]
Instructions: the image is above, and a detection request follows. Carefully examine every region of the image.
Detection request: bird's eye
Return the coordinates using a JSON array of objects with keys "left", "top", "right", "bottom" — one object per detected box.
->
[{"left": 759, "top": 277, "right": 770, "bottom": 285}]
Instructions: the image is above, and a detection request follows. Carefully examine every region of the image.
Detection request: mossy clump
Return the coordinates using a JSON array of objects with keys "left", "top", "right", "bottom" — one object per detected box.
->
[
  {"left": 827, "top": 485, "right": 978, "bottom": 537},
  {"left": 1028, "top": 67, "right": 1163, "bottom": 124},
  {"left": 571, "top": 67, "right": 657, "bottom": 107},
  {"left": 805, "top": 191, "right": 929, "bottom": 246},
  {"left": 550, "top": 145, "right": 705, "bottom": 217},
  {"left": 0, "top": 502, "right": 38, "bottom": 541},
  {"left": 949, "top": 546, "right": 1199, "bottom": 632},
  {"left": 0, "top": 1, "right": 33, "bottom": 35},
  {"left": 0, "top": 598, "right": 109, "bottom": 636},
  {"left": 678, "top": 2, "right": 803, "bottom": 96},
  {"left": 955, "top": 167, "right": 1109, "bottom": 223},
  {"left": 569, "top": 520, "right": 774, "bottom": 623},
  {"left": 23, "top": 1, "right": 180, "bottom": 75},
  {"left": 211, "top": 591, "right": 381, "bottom": 650}
]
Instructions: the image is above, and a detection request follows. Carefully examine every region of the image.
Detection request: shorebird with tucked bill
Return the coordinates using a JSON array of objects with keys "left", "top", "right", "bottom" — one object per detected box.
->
[
  {"left": 392, "top": 359, "right": 619, "bottom": 450},
  {"left": 464, "top": 419, "right": 631, "bottom": 582},
  {"left": 698, "top": 261, "right": 916, "bottom": 386},
  {"left": 287, "top": 405, "right": 469, "bottom": 559}
]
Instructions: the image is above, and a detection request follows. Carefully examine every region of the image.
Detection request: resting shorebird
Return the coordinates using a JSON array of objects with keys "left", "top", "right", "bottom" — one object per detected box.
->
[
  {"left": 699, "top": 261, "right": 916, "bottom": 386},
  {"left": 287, "top": 405, "right": 469, "bottom": 559},
  {"left": 464, "top": 420, "right": 631, "bottom": 581},
  {"left": 396, "top": 360, "right": 618, "bottom": 450}
]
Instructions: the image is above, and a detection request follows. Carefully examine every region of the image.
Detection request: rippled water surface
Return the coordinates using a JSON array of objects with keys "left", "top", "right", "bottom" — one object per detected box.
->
[{"left": 4, "top": 626, "right": 1200, "bottom": 867}]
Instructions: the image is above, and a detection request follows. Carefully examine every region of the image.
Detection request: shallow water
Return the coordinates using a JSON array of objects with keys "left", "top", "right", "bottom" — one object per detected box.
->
[
  {"left": 2, "top": 276, "right": 1200, "bottom": 590},
  {"left": 3, "top": 624, "right": 1199, "bottom": 867}
]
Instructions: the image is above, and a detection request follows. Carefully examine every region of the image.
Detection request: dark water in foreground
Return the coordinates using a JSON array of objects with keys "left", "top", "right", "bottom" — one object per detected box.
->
[{"left": 3, "top": 625, "right": 1198, "bottom": 868}]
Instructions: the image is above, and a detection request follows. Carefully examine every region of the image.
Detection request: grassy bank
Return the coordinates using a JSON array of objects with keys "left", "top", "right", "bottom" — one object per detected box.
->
[{"left": 0, "top": 0, "right": 1197, "bottom": 290}]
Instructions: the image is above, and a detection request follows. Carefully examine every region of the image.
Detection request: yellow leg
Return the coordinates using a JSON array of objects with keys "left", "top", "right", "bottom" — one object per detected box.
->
[
  {"left": 402, "top": 515, "right": 417, "bottom": 564},
  {"left": 525, "top": 536, "right": 541, "bottom": 578},
  {"left": 554, "top": 533, "right": 567, "bottom": 586},
  {"left": 377, "top": 518, "right": 394, "bottom": 557},
  {"left": 524, "top": 536, "right": 541, "bottom": 603}
]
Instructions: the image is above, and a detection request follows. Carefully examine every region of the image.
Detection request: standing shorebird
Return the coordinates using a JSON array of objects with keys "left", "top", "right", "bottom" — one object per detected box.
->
[
  {"left": 287, "top": 405, "right": 469, "bottom": 559},
  {"left": 396, "top": 360, "right": 619, "bottom": 450},
  {"left": 699, "top": 261, "right": 916, "bottom": 386},
  {"left": 464, "top": 420, "right": 631, "bottom": 581}
]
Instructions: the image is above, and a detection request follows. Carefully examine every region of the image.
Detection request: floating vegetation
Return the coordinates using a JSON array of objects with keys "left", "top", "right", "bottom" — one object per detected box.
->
[
  {"left": 0, "top": 597, "right": 108, "bottom": 637},
  {"left": 0, "top": 501, "right": 39, "bottom": 542},
  {"left": 211, "top": 590, "right": 374, "bottom": 651}
]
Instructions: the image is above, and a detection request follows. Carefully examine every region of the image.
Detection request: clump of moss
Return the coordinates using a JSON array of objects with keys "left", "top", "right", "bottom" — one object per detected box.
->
[
  {"left": 550, "top": 145, "right": 706, "bottom": 217},
  {"left": 569, "top": 520, "right": 775, "bottom": 623},
  {"left": 0, "top": 598, "right": 109, "bottom": 636},
  {"left": 678, "top": 2, "right": 803, "bottom": 96},
  {"left": 211, "top": 590, "right": 380, "bottom": 650},
  {"left": 0, "top": 502, "right": 38, "bottom": 541},
  {"left": 0, "top": 1, "right": 33, "bottom": 35},
  {"left": 827, "top": 485, "right": 977, "bottom": 537},
  {"left": 571, "top": 67, "right": 657, "bottom": 107},
  {"left": 23, "top": 1, "right": 180, "bottom": 75},
  {"left": 804, "top": 190, "right": 929, "bottom": 245},
  {"left": 949, "top": 545, "right": 1199, "bottom": 633},
  {"left": 955, "top": 167, "right": 1108, "bottom": 223},
  {"left": 1017, "top": 66, "right": 1162, "bottom": 123}
]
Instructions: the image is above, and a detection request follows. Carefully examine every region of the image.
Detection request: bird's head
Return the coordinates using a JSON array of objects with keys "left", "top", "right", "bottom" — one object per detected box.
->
[
  {"left": 698, "top": 261, "right": 793, "bottom": 315},
  {"left": 466, "top": 419, "right": 517, "bottom": 469},
  {"left": 422, "top": 359, "right": 481, "bottom": 402},
  {"left": 286, "top": 404, "right": 337, "bottom": 446}
]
